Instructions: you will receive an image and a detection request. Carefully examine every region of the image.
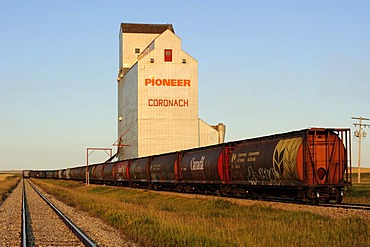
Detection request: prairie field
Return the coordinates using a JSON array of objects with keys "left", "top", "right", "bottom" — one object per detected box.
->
[
  {"left": 345, "top": 172, "right": 370, "bottom": 204},
  {"left": 32, "top": 179, "right": 370, "bottom": 247},
  {"left": 0, "top": 174, "right": 14, "bottom": 181},
  {"left": 0, "top": 174, "right": 20, "bottom": 204},
  {"left": 349, "top": 169, "right": 370, "bottom": 185},
  {"left": 351, "top": 167, "right": 370, "bottom": 173}
]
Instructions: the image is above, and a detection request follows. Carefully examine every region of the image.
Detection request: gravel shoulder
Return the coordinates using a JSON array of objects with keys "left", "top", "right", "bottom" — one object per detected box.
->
[{"left": 0, "top": 181, "right": 22, "bottom": 246}]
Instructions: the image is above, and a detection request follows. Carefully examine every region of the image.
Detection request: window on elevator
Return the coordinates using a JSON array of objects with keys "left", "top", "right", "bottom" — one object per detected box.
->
[{"left": 164, "top": 49, "right": 172, "bottom": 62}]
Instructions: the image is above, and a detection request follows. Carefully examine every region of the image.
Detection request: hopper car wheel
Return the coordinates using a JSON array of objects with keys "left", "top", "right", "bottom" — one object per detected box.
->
[
  {"left": 309, "top": 190, "right": 319, "bottom": 205},
  {"left": 184, "top": 185, "right": 193, "bottom": 193},
  {"left": 219, "top": 186, "right": 231, "bottom": 197},
  {"left": 176, "top": 184, "right": 184, "bottom": 192},
  {"left": 335, "top": 190, "right": 344, "bottom": 204}
]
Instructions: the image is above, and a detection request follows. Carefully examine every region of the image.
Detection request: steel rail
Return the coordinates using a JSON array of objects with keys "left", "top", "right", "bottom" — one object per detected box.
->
[
  {"left": 247, "top": 196, "right": 370, "bottom": 210},
  {"left": 233, "top": 194, "right": 370, "bottom": 210},
  {"left": 197, "top": 190, "right": 370, "bottom": 209},
  {"left": 21, "top": 179, "right": 28, "bottom": 247},
  {"left": 240, "top": 195, "right": 370, "bottom": 210},
  {"left": 319, "top": 202, "right": 370, "bottom": 211},
  {"left": 26, "top": 179, "right": 98, "bottom": 247}
]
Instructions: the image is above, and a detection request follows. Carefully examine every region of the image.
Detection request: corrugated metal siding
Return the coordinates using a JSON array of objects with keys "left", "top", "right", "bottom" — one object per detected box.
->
[
  {"left": 121, "top": 33, "right": 160, "bottom": 69},
  {"left": 199, "top": 119, "right": 219, "bottom": 147},
  {"left": 136, "top": 30, "right": 199, "bottom": 157},
  {"left": 119, "top": 64, "right": 139, "bottom": 159},
  {"left": 118, "top": 27, "right": 221, "bottom": 161}
]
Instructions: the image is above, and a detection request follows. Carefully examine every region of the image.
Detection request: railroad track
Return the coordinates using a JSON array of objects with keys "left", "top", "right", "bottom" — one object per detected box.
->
[
  {"left": 318, "top": 202, "right": 370, "bottom": 211},
  {"left": 251, "top": 195, "right": 370, "bottom": 211},
  {"left": 21, "top": 179, "right": 98, "bottom": 247},
  {"left": 248, "top": 195, "right": 370, "bottom": 211},
  {"left": 194, "top": 189, "right": 370, "bottom": 210}
]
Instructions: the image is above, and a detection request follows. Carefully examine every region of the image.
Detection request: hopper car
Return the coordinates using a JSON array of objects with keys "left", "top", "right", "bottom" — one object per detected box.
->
[{"left": 24, "top": 128, "right": 352, "bottom": 204}]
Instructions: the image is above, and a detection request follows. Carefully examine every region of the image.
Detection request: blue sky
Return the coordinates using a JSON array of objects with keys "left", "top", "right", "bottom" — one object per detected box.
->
[{"left": 1, "top": 1, "right": 369, "bottom": 170}]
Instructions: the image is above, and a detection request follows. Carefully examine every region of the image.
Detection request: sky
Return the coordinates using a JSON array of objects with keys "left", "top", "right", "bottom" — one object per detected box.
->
[{"left": 1, "top": 0, "right": 369, "bottom": 170}]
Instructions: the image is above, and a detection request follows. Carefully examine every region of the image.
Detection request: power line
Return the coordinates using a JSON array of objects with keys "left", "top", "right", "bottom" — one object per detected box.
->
[{"left": 352, "top": 116, "right": 370, "bottom": 183}]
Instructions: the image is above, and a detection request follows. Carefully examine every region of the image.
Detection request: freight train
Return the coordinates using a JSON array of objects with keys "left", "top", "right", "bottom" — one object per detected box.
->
[{"left": 25, "top": 128, "right": 352, "bottom": 204}]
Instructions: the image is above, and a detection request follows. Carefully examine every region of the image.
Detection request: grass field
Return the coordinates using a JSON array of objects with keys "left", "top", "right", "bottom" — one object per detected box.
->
[
  {"left": 32, "top": 179, "right": 370, "bottom": 247},
  {"left": 350, "top": 169, "right": 370, "bottom": 184},
  {"left": 0, "top": 174, "right": 20, "bottom": 204},
  {"left": 351, "top": 167, "right": 370, "bottom": 173},
  {"left": 0, "top": 174, "right": 14, "bottom": 181},
  {"left": 344, "top": 172, "right": 370, "bottom": 204}
]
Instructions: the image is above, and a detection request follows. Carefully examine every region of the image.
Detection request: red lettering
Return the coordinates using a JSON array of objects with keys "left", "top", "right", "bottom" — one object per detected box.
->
[
  {"left": 163, "top": 79, "right": 170, "bottom": 86},
  {"left": 148, "top": 98, "right": 189, "bottom": 107},
  {"left": 145, "top": 79, "right": 152, "bottom": 86},
  {"left": 145, "top": 78, "right": 191, "bottom": 87},
  {"left": 179, "top": 99, "right": 189, "bottom": 107},
  {"left": 184, "top": 79, "right": 191, "bottom": 87}
]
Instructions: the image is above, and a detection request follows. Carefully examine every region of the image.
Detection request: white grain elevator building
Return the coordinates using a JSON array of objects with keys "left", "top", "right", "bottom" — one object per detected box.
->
[{"left": 117, "top": 23, "right": 225, "bottom": 160}]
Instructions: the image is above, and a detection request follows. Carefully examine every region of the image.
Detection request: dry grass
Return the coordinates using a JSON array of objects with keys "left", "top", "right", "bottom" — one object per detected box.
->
[
  {"left": 32, "top": 179, "right": 370, "bottom": 247},
  {"left": 344, "top": 173, "right": 370, "bottom": 204},
  {"left": 350, "top": 170, "right": 370, "bottom": 185},
  {"left": 0, "top": 174, "right": 21, "bottom": 204},
  {"left": 0, "top": 174, "right": 14, "bottom": 181},
  {"left": 351, "top": 167, "right": 370, "bottom": 174}
]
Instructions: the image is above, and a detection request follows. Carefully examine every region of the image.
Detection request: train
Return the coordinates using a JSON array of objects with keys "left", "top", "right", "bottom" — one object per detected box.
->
[{"left": 25, "top": 128, "right": 352, "bottom": 204}]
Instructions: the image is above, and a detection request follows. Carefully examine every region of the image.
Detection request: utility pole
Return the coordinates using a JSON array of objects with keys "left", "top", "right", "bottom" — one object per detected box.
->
[{"left": 352, "top": 116, "right": 370, "bottom": 183}]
